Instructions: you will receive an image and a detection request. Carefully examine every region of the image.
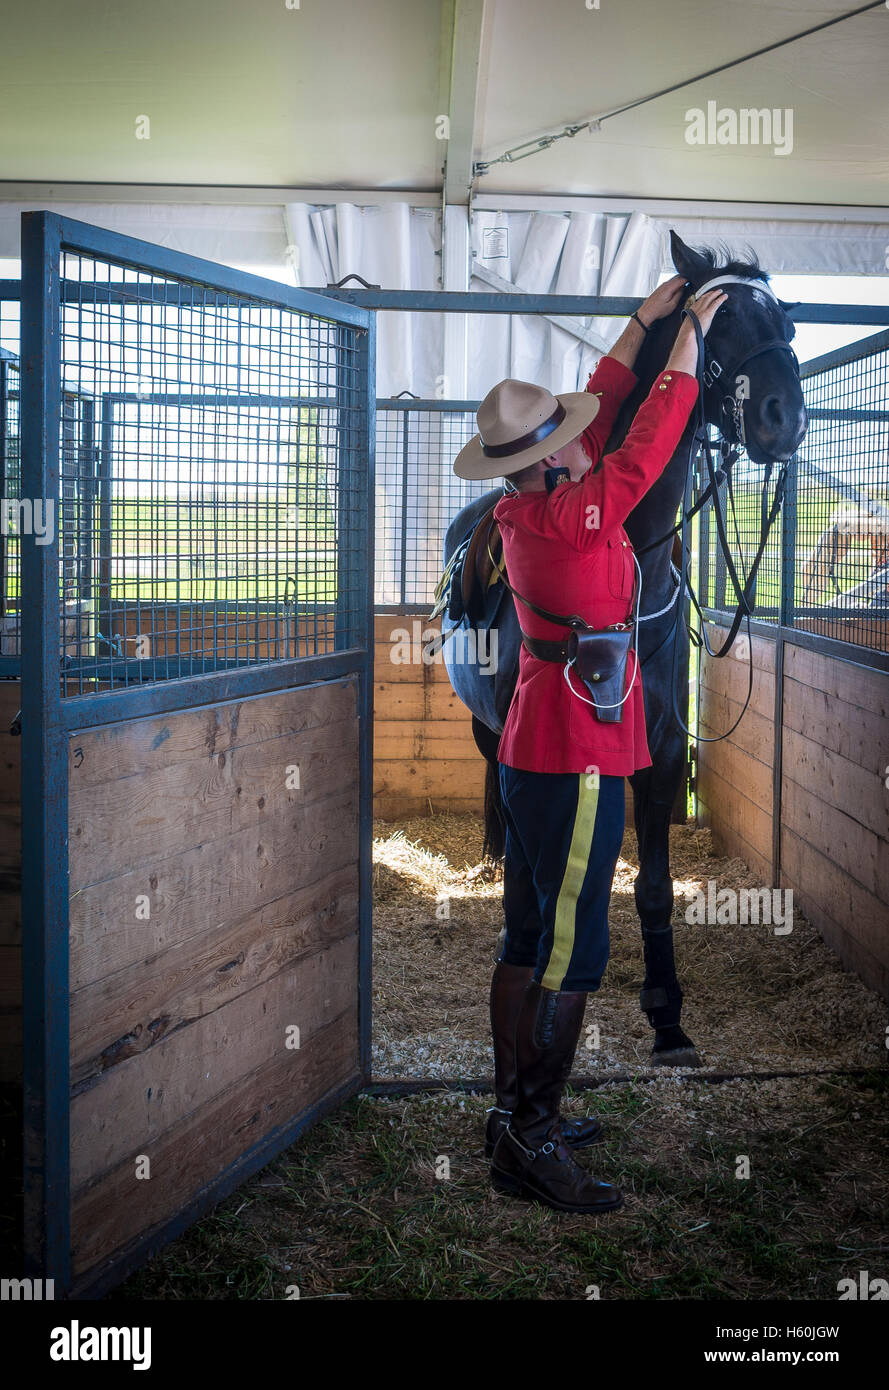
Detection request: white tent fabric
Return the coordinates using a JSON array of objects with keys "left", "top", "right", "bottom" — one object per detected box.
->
[
  {"left": 466, "top": 208, "right": 661, "bottom": 398},
  {"left": 0, "top": 201, "right": 292, "bottom": 276},
  {"left": 284, "top": 202, "right": 441, "bottom": 399},
  {"left": 660, "top": 216, "right": 889, "bottom": 278}
]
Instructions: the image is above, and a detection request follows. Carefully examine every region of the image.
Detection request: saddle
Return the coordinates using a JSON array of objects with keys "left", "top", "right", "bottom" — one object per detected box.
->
[{"left": 430, "top": 505, "right": 506, "bottom": 628}]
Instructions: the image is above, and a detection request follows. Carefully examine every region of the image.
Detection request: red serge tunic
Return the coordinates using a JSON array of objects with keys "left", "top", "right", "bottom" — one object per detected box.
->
[{"left": 494, "top": 357, "right": 699, "bottom": 776}]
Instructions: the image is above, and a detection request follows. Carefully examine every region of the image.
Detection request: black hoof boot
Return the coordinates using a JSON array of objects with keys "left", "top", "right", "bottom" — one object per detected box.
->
[{"left": 650, "top": 1025, "right": 702, "bottom": 1068}]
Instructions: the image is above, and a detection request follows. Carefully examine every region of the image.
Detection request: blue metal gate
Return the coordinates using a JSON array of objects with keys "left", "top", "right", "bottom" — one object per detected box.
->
[{"left": 17, "top": 213, "right": 375, "bottom": 1293}]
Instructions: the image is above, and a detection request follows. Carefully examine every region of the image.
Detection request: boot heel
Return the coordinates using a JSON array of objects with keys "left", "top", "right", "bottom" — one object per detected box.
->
[{"left": 490, "top": 1168, "right": 521, "bottom": 1195}]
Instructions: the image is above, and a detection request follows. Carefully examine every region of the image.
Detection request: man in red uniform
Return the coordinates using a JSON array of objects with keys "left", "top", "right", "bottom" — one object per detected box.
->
[{"left": 453, "top": 279, "right": 726, "bottom": 1214}]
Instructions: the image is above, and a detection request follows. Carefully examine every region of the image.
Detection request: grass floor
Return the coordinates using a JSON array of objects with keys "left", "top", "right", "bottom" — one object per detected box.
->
[
  {"left": 113, "top": 812, "right": 889, "bottom": 1302},
  {"left": 114, "top": 1073, "right": 887, "bottom": 1301}
]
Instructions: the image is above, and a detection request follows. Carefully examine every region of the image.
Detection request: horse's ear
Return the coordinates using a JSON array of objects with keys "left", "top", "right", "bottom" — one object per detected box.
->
[{"left": 669, "top": 230, "right": 711, "bottom": 285}]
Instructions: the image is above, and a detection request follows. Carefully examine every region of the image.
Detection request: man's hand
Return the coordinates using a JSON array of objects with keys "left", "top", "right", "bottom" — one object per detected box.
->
[{"left": 636, "top": 274, "right": 688, "bottom": 328}]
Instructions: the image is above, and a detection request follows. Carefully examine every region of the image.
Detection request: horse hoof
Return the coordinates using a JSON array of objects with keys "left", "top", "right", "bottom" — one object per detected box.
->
[
  {"left": 650, "top": 1045, "right": 702, "bottom": 1069},
  {"left": 650, "top": 1027, "right": 702, "bottom": 1069}
]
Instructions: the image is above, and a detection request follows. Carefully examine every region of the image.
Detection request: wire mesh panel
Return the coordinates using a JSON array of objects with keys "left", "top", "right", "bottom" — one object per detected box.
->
[
  {"left": 52, "top": 251, "right": 366, "bottom": 696},
  {"left": 374, "top": 401, "right": 489, "bottom": 607},
  {"left": 0, "top": 350, "right": 20, "bottom": 637},
  {"left": 0, "top": 291, "right": 19, "bottom": 357},
  {"left": 694, "top": 450, "right": 784, "bottom": 625},
  {"left": 699, "top": 328, "right": 889, "bottom": 658},
  {"left": 793, "top": 331, "right": 889, "bottom": 652}
]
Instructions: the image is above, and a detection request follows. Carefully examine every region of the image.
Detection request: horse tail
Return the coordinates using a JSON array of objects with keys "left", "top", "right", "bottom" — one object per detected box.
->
[{"left": 472, "top": 715, "right": 506, "bottom": 863}]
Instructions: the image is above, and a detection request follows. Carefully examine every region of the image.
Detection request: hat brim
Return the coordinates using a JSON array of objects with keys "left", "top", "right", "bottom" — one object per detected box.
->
[{"left": 453, "top": 391, "right": 601, "bottom": 481}]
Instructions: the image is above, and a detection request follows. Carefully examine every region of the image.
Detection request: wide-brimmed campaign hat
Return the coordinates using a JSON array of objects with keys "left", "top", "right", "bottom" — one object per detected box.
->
[{"left": 453, "top": 378, "right": 601, "bottom": 481}]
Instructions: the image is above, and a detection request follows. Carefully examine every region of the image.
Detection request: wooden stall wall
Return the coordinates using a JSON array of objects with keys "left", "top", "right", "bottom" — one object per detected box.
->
[
  {"left": 780, "top": 642, "right": 889, "bottom": 1000},
  {"left": 696, "top": 625, "right": 776, "bottom": 885},
  {"left": 698, "top": 624, "right": 889, "bottom": 1001},
  {"left": 66, "top": 677, "right": 361, "bottom": 1289},
  {"left": 0, "top": 681, "right": 21, "bottom": 1084},
  {"left": 374, "top": 614, "right": 484, "bottom": 820}
]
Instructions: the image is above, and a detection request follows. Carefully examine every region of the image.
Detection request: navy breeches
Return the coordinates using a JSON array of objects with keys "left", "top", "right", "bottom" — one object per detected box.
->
[{"left": 498, "top": 764, "right": 626, "bottom": 993}]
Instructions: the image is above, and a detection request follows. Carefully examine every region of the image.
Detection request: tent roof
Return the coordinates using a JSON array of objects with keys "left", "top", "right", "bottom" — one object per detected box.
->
[{"left": 1, "top": 0, "right": 887, "bottom": 208}]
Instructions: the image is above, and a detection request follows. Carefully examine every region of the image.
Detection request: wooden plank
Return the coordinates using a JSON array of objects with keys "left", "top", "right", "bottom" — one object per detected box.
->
[
  {"left": 783, "top": 892, "right": 888, "bottom": 1001},
  {"left": 784, "top": 642, "right": 888, "bottom": 720},
  {"left": 71, "top": 1010, "right": 358, "bottom": 1280},
  {"left": 375, "top": 620, "right": 453, "bottom": 682},
  {"left": 696, "top": 731, "right": 773, "bottom": 814},
  {"left": 0, "top": 889, "right": 21, "bottom": 947},
  {"left": 698, "top": 656, "right": 775, "bottom": 722},
  {"left": 704, "top": 625, "right": 776, "bottom": 672},
  {"left": 67, "top": 678, "right": 357, "bottom": 790},
  {"left": 0, "top": 942, "right": 20, "bottom": 1009},
  {"left": 0, "top": 1011, "right": 21, "bottom": 1084},
  {"left": 781, "top": 727, "right": 886, "bottom": 843},
  {"left": 69, "top": 786, "right": 358, "bottom": 989},
  {"left": 426, "top": 684, "right": 472, "bottom": 720},
  {"left": 697, "top": 687, "right": 774, "bottom": 767},
  {"left": 373, "top": 720, "right": 477, "bottom": 761},
  {"left": 781, "top": 827, "right": 889, "bottom": 980},
  {"left": 70, "top": 861, "right": 359, "bottom": 1086},
  {"left": 373, "top": 758, "right": 485, "bottom": 804},
  {"left": 0, "top": 686, "right": 21, "bottom": 950},
  {"left": 374, "top": 681, "right": 424, "bottom": 721},
  {"left": 0, "top": 726, "right": 21, "bottom": 804},
  {"left": 696, "top": 793, "right": 772, "bottom": 885},
  {"left": 695, "top": 760, "right": 773, "bottom": 864},
  {"left": 781, "top": 776, "right": 889, "bottom": 905},
  {"left": 70, "top": 932, "right": 358, "bottom": 1190},
  {"left": 69, "top": 717, "right": 358, "bottom": 890},
  {"left": 783, "top": 673, "right": 888, "bottom": 774},
  {"left": 372, "top": 800, "right": 483, "bottom": 817}
]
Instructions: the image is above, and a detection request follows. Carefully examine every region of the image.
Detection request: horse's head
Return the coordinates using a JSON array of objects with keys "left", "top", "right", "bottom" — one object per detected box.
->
[{"left": 670, "top": 232, "right": 808, "bottom": 465}]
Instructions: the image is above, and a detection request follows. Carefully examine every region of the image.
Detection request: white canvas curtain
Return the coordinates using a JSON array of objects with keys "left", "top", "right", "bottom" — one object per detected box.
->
[
  {"left": 283, "top": 201, "right": 441, "bottom": 399},
  {"left": 466, "top": 208, "right": 662, "bottom": 399},
  {"left": 279, "top": 203, "right": 663, "bottom": 601},
  {"left": 282, "top": 202, "right": 662, "bottom": 399}
]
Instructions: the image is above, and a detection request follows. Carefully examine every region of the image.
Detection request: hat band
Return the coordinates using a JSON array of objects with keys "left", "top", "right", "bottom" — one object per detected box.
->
[{"left": 480, "top": 402, "right": 566, "bottom": 459}]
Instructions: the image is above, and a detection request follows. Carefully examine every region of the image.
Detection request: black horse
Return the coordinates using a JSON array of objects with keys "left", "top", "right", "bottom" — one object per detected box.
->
[{"left": 441, "top": 231, "right": 808, "bottom": 1067}]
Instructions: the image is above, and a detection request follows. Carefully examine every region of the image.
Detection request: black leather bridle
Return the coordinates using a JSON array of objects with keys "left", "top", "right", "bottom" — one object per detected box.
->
[
  {"left": 664, "top": 291, "right": 800, "bottom": 742},
  {"left": 703, "top": 333, "right": 800, "bottom": 449}
]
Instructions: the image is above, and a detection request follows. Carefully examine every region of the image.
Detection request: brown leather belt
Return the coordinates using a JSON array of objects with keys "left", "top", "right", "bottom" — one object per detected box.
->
[{"left": 521, "top": 631, "right": 573, "bottom": 663}]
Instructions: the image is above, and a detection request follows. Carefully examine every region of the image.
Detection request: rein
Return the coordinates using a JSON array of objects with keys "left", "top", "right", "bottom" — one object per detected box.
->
[{"left": 665, "top": 297, "right": 795, "bottom": 742}]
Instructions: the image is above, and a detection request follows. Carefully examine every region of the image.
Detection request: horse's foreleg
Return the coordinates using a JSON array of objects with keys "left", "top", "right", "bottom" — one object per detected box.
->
[
  {"left": 472, "top": 715, "right": 506, "bottom": 862},
  {"left": 631, "top": 769, "right": 699, "bottom": 1066}
]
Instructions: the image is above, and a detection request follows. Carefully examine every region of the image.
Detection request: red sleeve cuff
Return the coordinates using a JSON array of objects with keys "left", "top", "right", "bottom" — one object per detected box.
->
[{"left": 650, "top": 368, "right": 699, "bottom": 403}]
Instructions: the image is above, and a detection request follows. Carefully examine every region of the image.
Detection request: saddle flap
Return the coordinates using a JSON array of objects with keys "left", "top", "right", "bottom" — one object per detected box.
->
[
  {"left": 461, "top": 505, "right": 502, "bottom": 605},
  {"left": 430, "top": 504, "right": 505, "bottom": 626}
]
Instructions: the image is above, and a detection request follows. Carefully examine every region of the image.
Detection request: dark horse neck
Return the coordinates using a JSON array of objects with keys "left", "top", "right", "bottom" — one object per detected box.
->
[{"left": 604, "top": 307, "right": 696, "bottom": 599}]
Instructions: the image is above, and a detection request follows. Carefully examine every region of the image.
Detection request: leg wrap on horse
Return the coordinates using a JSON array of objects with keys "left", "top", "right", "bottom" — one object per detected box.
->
[{"left": 639, "top": 926, "right": 684, "bottom": 1029}]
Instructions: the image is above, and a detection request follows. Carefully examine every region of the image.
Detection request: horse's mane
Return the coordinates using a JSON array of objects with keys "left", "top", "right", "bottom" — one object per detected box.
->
[{"left": 689, "top": 242, "right": 768, "bottom": 284}]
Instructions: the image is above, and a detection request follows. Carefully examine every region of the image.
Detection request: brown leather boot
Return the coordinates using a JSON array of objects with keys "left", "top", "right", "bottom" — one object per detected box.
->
[
  {"left": 485, "top": 962, "right": 603, "bottom": 1157},
  {"left": 490, "top": 983, "right": 623, "bottom": 1215}
]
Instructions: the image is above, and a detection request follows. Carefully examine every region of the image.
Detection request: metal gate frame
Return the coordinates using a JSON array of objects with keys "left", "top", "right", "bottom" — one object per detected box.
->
[{"left": 18, "top": 212, "right": 376, "bottom": 1292}]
